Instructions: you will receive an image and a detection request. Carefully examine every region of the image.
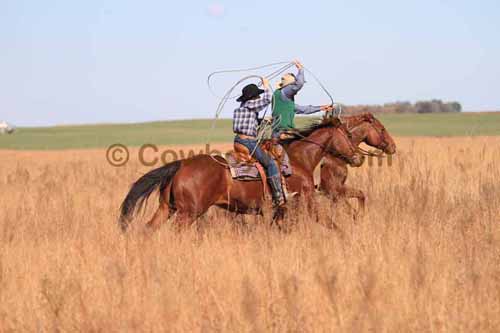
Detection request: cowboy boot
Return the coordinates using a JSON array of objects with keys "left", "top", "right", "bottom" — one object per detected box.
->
[
  {"left": 268, "top": 175, "right": 287, "bottom": 223},
  {"left": 268, "top": 175, "right": 286, "bottom": 208}
]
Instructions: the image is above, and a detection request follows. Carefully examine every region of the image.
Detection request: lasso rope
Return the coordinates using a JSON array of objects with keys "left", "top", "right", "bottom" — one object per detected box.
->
[
  {"left": 207, "top": 61, "right": 293, "bottom": 99},
  {"left": 205, "top": 61, "right": 340, "bottom": 145},
  {"left": 205, "top": 62, "right": 293, "bottom": 144}
]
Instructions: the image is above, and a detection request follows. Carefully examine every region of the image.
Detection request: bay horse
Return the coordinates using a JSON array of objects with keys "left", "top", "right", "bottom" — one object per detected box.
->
[
  {"left": 119, "top": 118, "right": 364, "bottom": 231},
  {"left": 319, "top": 113, "right": 396, "bottom": 212}
]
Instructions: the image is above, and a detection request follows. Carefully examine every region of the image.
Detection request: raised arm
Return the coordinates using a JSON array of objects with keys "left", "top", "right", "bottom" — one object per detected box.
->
[
  {"left": 295, "top": 104, "right": 334, "bottom": 115},
  {"left": 281, "top": 68, "right": 305, "bottom": 99},
  {"left": 244, "top": 78, "right": 272, "bottom": 112},
  {"left": 281, "top": 60, "right": 305, "bottom": 98},
  {"left": 295, "top": 104, "right": 322, "bottom": 115},
  {"left": 244, "top": 89, "right": 271, "bottom": 112}
]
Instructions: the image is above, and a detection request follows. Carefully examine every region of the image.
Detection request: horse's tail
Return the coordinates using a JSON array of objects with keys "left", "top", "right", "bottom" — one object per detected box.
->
[{"left": 119, "top": 160, "right": 181, "bottom": 231}]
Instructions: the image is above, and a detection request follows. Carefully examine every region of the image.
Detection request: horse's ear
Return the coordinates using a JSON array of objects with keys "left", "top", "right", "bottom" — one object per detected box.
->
[
  {"left": 324, "top": 110, "right": 337, "bottom": 121},
  {"left": 331, "top": 117, "right": 341, "bottom": 127},
  {"left": 364, "top": 113, "right": 375, "bottom": 123}
]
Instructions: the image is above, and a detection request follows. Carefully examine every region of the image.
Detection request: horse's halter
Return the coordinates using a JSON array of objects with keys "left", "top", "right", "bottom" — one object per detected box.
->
[{"left": 349, "top": 119, "right": 389, "bottom": 157}]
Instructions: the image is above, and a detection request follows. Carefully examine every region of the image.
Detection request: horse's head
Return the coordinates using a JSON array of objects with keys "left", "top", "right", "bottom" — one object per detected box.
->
[
  {"left": 351, "top": 113, "right": 397, "bottom": 155},
  {"left": 284, "top": 118, "right": 364, "bottom": 170},
  {"left": 323, "top": 117, "right": 364, "bottom": 167}
]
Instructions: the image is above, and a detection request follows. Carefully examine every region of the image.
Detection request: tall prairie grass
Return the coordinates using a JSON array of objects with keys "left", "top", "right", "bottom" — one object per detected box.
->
[{"left": 0, "top": 137, "right": 499, "bottom": 332}]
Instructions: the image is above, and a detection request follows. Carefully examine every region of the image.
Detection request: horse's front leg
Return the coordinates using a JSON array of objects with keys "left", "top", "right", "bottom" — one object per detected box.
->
[
  {"left": 298, "top": 184, "right": 321, "bottom": 224},
  {"left": 340, "top": 186, "right": 366, "bottom": 212}
]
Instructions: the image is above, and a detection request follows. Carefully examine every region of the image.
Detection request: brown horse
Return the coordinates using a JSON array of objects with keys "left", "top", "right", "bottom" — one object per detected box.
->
[
  {"left": 319, "top": 113, "right": 396, "bottom": 211},
  {"left": 119, "top": 118, "right": 364, "bottom": 231}
]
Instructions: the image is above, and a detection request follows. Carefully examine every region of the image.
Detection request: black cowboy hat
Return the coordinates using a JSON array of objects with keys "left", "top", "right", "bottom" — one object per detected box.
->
[{"left": 237, "top": 84, "right": 265, "bottom": 103}]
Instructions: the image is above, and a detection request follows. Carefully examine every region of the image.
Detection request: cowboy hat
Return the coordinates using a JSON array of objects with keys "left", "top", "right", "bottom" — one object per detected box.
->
[
  {"left": 237, "top": 84, "right": 265, "bottom": 103},
  {"left": 276, "top": 73, "right": 296, "bottom": 89}
]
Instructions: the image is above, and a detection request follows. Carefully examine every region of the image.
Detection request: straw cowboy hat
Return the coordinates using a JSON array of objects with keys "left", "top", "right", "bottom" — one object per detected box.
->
[{"left": 276, "top": 73, "right": 297, "bottom": 89}]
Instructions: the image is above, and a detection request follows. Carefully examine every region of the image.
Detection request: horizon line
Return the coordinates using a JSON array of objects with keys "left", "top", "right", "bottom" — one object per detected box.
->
[{"left": 4, "top": 110, "right": 499, "bottom": 129}]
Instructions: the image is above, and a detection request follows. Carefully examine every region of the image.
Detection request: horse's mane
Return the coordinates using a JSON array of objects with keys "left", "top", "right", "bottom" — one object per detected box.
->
[
  {"left": 345, "top": 112, "right": 386, "bottom": 131},
  {"left": 280, "top": 117, "right": 343, "bottom": 145},
  {"left": 344, "top": 113, "right": 372, "bottom": 128}
]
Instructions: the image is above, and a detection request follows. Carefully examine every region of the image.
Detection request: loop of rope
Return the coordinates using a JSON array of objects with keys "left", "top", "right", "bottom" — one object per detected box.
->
[
  {"left": 208, "top": 61, "right": 336, "bottom": 108},
  {"left": 207, "top": 61, "right": 293, "bottom": 100},
  {"left": 205, "top": 62, "right": 295, "bottom": 144},
  {"left": 206, "top": 61, "right": 340, "bottom": 144}
]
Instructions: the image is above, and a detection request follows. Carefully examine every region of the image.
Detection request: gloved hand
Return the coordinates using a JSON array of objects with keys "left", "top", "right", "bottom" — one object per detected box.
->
[
  {"left": 293, "top": 60, "right": 303, "bottom": 70},
  {"left": 261, "top": 77, "right": 270, "bottom": 89}
]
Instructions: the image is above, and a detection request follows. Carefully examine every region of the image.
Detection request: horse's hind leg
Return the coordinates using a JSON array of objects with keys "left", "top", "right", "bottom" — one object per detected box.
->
[
  {"left": 171, "top": 211, "right": 199, "bottom": 232},
  {"left": 146, "top": 201, "right": 170, "bottom": 230},
  {"left": 146, "top": 183, "right": 173, "bottom": 230}
]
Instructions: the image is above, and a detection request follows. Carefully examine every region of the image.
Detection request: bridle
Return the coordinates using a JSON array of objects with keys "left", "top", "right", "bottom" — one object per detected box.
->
[
  {"left": 348, "top": 119, "right": 389, "bottom": 158},
  {"left": 291, "top": 126, "right": 359, "bottom": 164}
]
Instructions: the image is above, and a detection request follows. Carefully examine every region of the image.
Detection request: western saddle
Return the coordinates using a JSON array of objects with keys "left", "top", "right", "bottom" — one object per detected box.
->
[{"left": 232, "top": 140, "right": 284, "bottom": 166}]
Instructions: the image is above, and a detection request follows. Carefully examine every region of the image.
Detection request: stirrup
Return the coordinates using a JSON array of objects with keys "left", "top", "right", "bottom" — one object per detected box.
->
[
  {"left": 273, "top": 197, "right": 286, "bottom": 208},
  {"left": 281, "top": 176, "right": 296, "bottom": 199}
]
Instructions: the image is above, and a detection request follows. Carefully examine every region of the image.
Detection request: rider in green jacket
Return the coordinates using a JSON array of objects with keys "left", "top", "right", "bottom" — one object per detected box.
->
[
  {"left": 272, "top": 61, "right": 334, "bottom": 176},
  {"left": 272, "top": 60, "right": 333, "bottom": 138}
]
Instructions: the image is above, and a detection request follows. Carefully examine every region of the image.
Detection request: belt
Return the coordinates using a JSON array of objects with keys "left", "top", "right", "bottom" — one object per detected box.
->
[{"left": 236, "top": 134, "right": 257, "bottom": 140}]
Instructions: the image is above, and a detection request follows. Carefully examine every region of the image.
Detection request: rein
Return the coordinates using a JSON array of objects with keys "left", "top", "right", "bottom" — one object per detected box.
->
[{"left": 289, "top": 130, "right": 356, "bottom": 164}]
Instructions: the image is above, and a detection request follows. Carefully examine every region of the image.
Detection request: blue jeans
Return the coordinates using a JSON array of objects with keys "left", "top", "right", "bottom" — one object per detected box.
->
[{"left": 234, "top": 136, "right": 279, "bottom": 178}]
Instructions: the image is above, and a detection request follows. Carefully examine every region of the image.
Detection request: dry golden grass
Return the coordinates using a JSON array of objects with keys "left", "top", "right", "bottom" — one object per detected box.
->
[{"left": 1, "top": 137, "right": 499, "bottom": 332}]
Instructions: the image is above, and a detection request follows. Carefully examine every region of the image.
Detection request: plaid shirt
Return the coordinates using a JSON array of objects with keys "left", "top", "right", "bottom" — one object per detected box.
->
[{"left": 233, "top": 89, "right": 272, "bottom": 137}]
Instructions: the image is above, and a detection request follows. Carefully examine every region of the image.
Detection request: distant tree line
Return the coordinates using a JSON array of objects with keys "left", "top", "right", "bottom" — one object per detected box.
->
[{"left": 343, "top": 100, "right": 462, "bottom": 115}]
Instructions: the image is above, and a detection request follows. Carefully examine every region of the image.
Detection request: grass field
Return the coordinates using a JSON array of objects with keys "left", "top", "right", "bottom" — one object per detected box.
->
[
  {"left": 1, "top": 112, "right": 500, "bottom": 149},
  {"left": 1, "top": 136, "right": 499, "bottom": 331},
  {"left": 1, "top": 113, "right": 499, "bottom": 331}
]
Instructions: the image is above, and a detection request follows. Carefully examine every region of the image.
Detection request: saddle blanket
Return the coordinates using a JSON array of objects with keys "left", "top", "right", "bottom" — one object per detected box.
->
[{"left": 225, "top": 154, "right": 292, "bottom": 180}]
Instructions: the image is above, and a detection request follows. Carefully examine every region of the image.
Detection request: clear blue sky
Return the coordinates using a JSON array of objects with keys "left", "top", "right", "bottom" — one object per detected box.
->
[{"left": 1, "top": 0, "right": 499, "bottom": 126}]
